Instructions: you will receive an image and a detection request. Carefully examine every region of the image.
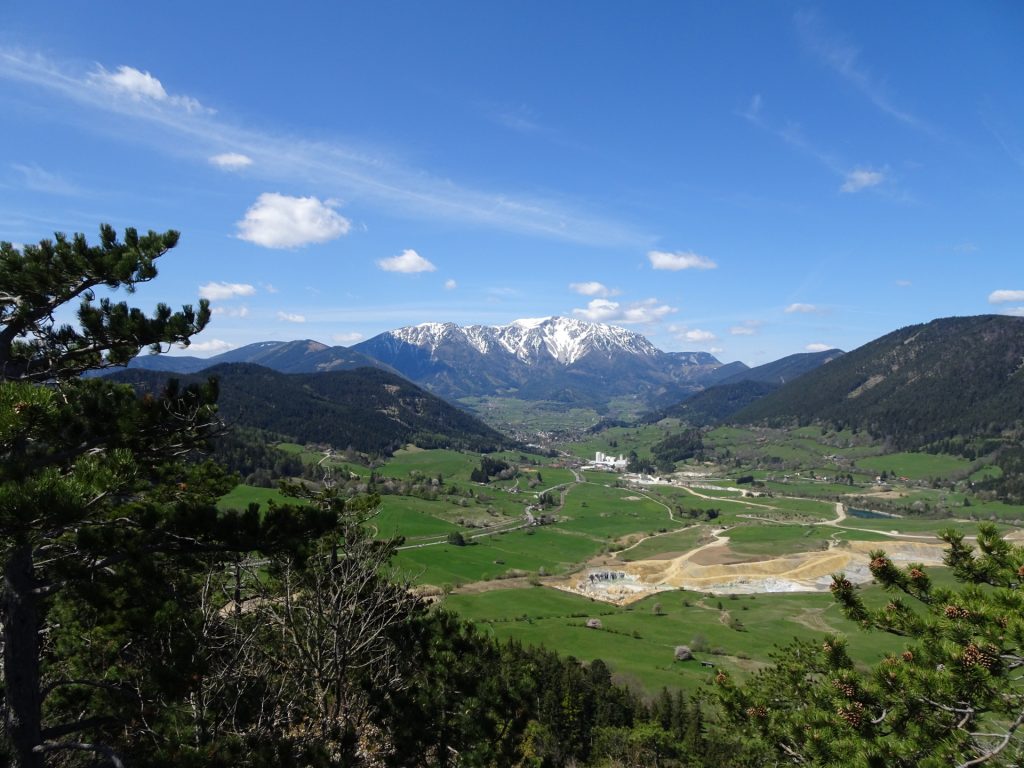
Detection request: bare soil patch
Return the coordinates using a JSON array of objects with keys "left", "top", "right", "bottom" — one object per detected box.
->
[
  {"left": 452, "top": 577, "right": 536, "bottom": 595},
  {"left": 689, "top": 545, "right": 769, "bottom": 567}
]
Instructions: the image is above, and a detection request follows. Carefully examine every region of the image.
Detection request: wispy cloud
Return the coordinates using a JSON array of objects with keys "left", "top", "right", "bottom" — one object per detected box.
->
[
  {"left": 989, "top": 290, "right": 1024, "bottom": 304},
  {"left": 88, "top": 64, "right": 211, "bottom": 114},
  {"left": 332, "top": 331, "right": 364, "bottom": 344},
  {"left": 198, "top": 281, "right": 256, "bottom": 300},
  {"left": 444, "top": 278, "right": 458, "bottom": 290},
  {"left": 569, "top": 281, "right": 617, "bottom": 297},
  {"left": 211, "top": 305, "right": 250, "bottom": 318},
  {"left": 572, "top": 297, "right": 675, "bottom": 325},
  {"left": 209, "top": 152, "right": 253, "bottom": 170},
  {"left": 785, "top": 303, "right": 820, "bottom": 314},
  {"left": 12, "top": 163, "right": 81, "bottom": 195},
  {"left": 377, "top": 249, "right": 436, "bottom": 274},
  {"left": 277, "top": 311, "right": 306, "bottom": 323},
  {"left": 806, "top": 342, "right": 832, "bottom": 352},
  {"left": 0, "top": 48, "right": 649, "bottom": 248},
  {"left": 648, "top": 250, "right": 717, "bottom": 271},
  {"left": 742, "top": 94, "right": 898, "bottom": 197},
  {"left": 840, "top": 168, "right": 885, "bottom": 193},
  {"left": 729, "top": 323, "right": 759, "bottom": 336},
  {"left": 237, "top": 193, "right": 351, "bottom": 249},
  {"left": 487, "top": 103, "right": 542, "bottom": 134},
  {"left": 794, "top": 10, "right": 929, "bottom": 132}
]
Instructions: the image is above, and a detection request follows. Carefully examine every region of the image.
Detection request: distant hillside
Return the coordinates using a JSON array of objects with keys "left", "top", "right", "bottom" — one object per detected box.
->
[
  {"left": 733, "top": 315, "right": 1024, "bottom": 449},
  {"left": 644, "top": 380, "right": 780, "bottom": 426},
  {"left": 642, "top": 349, "right": 841, "bottom": 423},
  {"left": 719, "top": 349, "right": 844, "bottom": 386},
  {"left": 109, "top": 364, "right": 512, "bottom": 455},
  {"left": 121, "top": 339, "right": 391, "bottom": 375}
]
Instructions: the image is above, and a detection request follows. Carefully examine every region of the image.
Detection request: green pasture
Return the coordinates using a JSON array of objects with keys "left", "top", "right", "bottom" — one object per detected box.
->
[
  {"left": 383, "top": 448, "right": 481, "bottom": 481},
  {"left": 970, "top": 465, "right": 1003, "bottom": 482},
  {"left": 559, "top": 482, "right": 680, "bottom": 539},
  {"left": 459, "top": 396, "right": 607, "bottom": 434},
  {"left": 856, "top": 452, "right": 973, "bottom": 480},
  {"left": 762, "top": 479, "right": 861, "bottom": 499},
  {"left": 396, "top": 526, "right": 602, "bottom": 586},
  {"left": 372, "top": 496, "right": 463, "bottom": 539},
  {"left": 617, "top": 526, "right": 708, "bottom": 562},
  {"left": 561, "top": 424, "right": 668, "bottom": 461},
  {"left": 724, "top": 524, "right": 832, "bottom": 557},
  {"left": 445, "top": 586, "right": 909, "bottom": 693},
  {"left": 217, "top": 484, "right": 295, "bottom": 512}
]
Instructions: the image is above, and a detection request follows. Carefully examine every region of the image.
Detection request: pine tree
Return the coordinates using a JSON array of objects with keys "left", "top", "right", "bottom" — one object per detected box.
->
[
  {"left": 716, "top": 524, "right": 1024, "bottom": 766},
  {"left": 0, "top": 226, "right": 337, "bottom": 766}
]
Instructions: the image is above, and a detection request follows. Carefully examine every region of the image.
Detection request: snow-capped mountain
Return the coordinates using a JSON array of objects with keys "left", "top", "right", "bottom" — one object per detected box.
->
[
  {"left": 388, "top": 316, "right": 660, "bottom": 366},
  {"left": 352, "top": 316, "right": 724, "bottom": 404}
]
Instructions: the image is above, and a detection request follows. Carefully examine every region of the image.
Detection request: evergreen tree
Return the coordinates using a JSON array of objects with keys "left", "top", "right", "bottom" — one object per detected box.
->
[
  {"left": 0, "top": 226, "right": 336, "bottom": 766},
  {"left": 717, "top": 524, "right": 1024, "bottom": 766}
]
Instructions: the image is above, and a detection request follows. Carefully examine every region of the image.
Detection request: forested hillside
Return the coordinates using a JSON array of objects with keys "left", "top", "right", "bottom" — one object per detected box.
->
[
  {"left": 734, "top": 315, "right": 1024, "bottom": 450},
  {"left": 111, "top": 363, "right": 512, "bottom": 455}
]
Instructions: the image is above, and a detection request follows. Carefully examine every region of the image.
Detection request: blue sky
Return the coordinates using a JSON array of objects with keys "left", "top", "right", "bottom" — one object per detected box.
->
[{"left": 1, "top": 2, "right": 1022, "bottom": 365}]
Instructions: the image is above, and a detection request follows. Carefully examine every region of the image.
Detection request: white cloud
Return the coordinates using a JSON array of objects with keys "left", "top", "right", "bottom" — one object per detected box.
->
[
  {"left": 569, "top": 281, "right": 617, "bottom": 297},
  {"left": 648, "top": 250, "right": 717, "bottom": 271},
  {"left": 277, "top": 311, "right": 306, "bottom": 323},
  {"left": 262, "top": 283, "right": 279, "bottom": 293},
  {"left": 377, "top": 248, "right": 436, "bottom": 274},
  {"left": 573, "top": 297, "right": 675, "bottom": 325},
  {"left": 710, "top": 346, "right": 724, "bottom": 354},
  {"left": 989, "top": 289, "right": 1024, "bottom": 304},
  {"left": 198, "top": 281, "right": 256, "bottom": 300},
  {"left": 895, "top": 279, "right": 912, "bottom": 287},
  {"left": 729, "top": 323, "right": 761, "bottom": 337},
  {"left": 840, "top": 168, "right": 885, "bottom": 193},
  {"left": 89, "top": 64, "right": 208, "bottom": 113},
  {"left": 444, "top": 279, "right": 458, "bottom": 290},
  {"left": 237, "top": 193, "right": 351, "bottom": 249},
  {"left": 209, "top": 152, "right": 253, "bottom": 170},
  {"left": 211, "top": 305, "right": 250, "bottom": 318},
  {"left": 785, "top": 303, "right": 819, "bottom": 314},
  {"left": 1003, "top": 307, "right": 1024, "bottom": 317},
  {"left": 183, "top": 339, "right": 233, "bottom": 355},
  {"left": 684, "top": 329, "right": 716, "bottom": 342},
  {"left": 806, "top": 343, "right": 832, "bottom": 352},
  {"left": 332, "top": 331, "right": 364, "bottom": 344}
]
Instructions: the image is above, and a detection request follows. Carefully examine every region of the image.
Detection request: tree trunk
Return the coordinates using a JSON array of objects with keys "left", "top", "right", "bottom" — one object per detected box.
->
[{"left": 3, "top": 543, "right": 44, "bottom": 768}]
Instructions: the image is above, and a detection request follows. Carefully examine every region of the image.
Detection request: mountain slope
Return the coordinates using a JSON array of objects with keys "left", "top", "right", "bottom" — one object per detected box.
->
[
  {"left": 719, "top": 349, "right": 844, "bottom": 386},
  {"left": 645, "top": 380, "right": 780, "bottom": 426},
  {"left": 121, "top": 340, "right": 390, "bottom": 375},
  {"left": 733, "top": 315, "right": 1024, "bottom": 448},
  {"left": 352, "top": 316, "right": 726, "bottom": 404},
  {"left": 109, "top": 364, "right": 511, "bottom": 455}
]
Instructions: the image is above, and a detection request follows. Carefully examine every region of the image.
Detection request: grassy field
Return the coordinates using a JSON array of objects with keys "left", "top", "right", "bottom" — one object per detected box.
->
[
  {"left": 617, "top": 526, "right": 709, "bottom": 562},
  {"left": 396, "top": 526, "right": 602, "bottom": 586},
  {"left": 724, "top": 524, "right": 832, "bottom": 557},
  {"left": 444, "top": 584, "right": 910, "bottom": 693},
  {"left": 856, "top": 452, "right": 974, "bottom": 480},
  {"left": 558, "top": 482, "right": 682, "bottom": 539},
  {"left": 217, "top": 484, "right": 296, "bottom": 512}
]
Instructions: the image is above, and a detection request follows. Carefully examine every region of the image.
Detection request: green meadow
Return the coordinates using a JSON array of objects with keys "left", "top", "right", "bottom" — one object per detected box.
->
[{"left": 444, "top": 585, "right": 910, "bottom": 693}]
